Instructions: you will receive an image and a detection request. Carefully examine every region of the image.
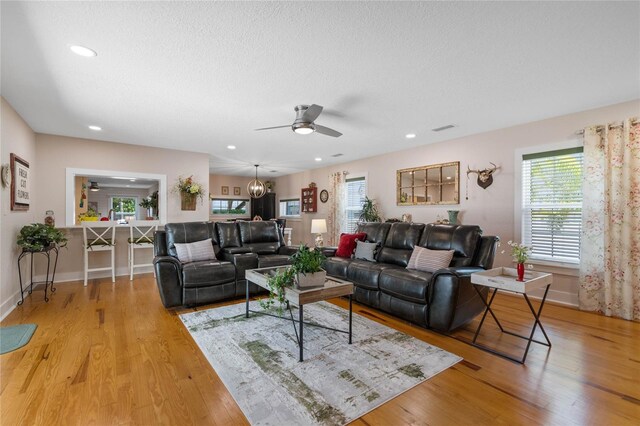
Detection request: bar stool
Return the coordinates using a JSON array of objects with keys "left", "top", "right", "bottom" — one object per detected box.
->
[
  {"left": 128, "top": 220, "right": 160, "bottom": 280},
  {"left": 82, "top": 221, "right": 117, "bottom": 286}
]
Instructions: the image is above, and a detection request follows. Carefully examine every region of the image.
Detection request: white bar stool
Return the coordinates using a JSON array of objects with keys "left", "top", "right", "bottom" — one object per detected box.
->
[
  {"left": 128, "top": 220, "right": 160, "bottom": 280},
  {"left": 82, "top": 221, "right": 117, "bottom": 286}
]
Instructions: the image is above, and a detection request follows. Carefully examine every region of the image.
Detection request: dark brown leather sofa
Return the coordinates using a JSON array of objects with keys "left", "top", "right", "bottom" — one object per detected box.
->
[
  {"left": 153, "top": 220, "right": 295, "bottom": 308},
  {"left": 324, "top": 223, "right": 499, "bottom": 332}
]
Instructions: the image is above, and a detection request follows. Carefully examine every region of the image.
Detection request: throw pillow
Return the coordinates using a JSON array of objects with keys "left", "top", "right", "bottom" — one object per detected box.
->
[
  {"left": 174, "top": 238, "right": 216, "bottom": 263},
  {"left": 354, "top": 240, "right": 378, "bottom": 262},
  {"left": 335, "top": 232, "right": 367, "bottom": 258},
  {"left": 406, "top": 246, "right": 454, "bottom": 272}
]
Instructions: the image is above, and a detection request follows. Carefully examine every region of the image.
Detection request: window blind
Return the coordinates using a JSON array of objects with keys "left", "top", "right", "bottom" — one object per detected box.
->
[
  {"left": 345, "top": 177, "right": 366, "bottom": 233},
  {"left": 522, "top": 147, "right": 583, "bottom": 263}
]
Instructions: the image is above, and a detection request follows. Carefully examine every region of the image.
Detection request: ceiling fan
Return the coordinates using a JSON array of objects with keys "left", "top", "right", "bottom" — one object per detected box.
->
[{"left": 255, "top": 104, "right": 342, "bottom": 137}]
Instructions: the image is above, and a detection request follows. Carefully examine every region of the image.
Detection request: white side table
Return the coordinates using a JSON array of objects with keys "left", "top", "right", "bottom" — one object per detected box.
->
[{"left": 470, "top": 267, "right": 553, "bottom": 364}]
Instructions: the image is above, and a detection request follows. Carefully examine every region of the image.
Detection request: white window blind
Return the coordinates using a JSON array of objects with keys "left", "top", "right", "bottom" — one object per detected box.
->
[
  {"left": 522, "top": 147, "right": 583, "bottom": 263},
  {"left": 345, "top": 177, "right": 366, "bottom": 233}
]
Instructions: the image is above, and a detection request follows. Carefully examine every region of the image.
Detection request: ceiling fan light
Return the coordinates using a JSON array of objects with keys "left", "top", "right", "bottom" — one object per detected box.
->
[{"left": 293, "top": 122, "right": 315, "bottom": 135}]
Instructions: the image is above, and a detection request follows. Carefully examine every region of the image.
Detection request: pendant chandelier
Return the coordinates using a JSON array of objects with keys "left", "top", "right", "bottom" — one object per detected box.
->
[{"left": 247, "top": 164, "right": 266, "bottom": 199}]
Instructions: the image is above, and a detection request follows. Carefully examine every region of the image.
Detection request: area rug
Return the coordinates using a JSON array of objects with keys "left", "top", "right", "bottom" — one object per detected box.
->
[
  {"left": 180, "top": 301, "right": 461, "bottom": 425},
  {"left": 0, "top": 324, "right": 37, "bottom": 354}
]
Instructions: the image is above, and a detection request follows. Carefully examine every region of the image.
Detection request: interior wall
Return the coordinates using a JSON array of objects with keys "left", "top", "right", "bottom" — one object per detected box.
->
[
  {"left": 1, "top": 97, "right": 38, "bottom": 319},
  {"left": 274, "top": 100, "right": 640, "bottom": 306},
  {"left": 209, "top": 174, "right": 253, "bottom": 221},
  {"left": 32, "top": 134, "right": 210, "bottom": 282}
]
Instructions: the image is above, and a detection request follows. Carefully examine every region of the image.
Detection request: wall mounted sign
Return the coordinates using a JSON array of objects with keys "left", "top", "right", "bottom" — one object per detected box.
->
[{"left": 11, "top": 153, "right": 30, "bottom": 211}]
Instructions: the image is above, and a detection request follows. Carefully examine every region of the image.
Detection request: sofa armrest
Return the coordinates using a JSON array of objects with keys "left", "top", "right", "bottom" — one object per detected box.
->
[
  {"left": 153, "top": 255, "right": 183, "bottom": 308},
  {"left": 428, "top": 267, "right": 487, "bottom": 332},
  {"left": 320, "top": 247, "right": 337, "bottom": 257},
  {"left": 222, "top": 247, "right": 253, "bottom": 255},
  {"left": 220, "top": 252, "right": 259, "bottom": 280},
  {"left": 277, "top": 246, "right": 299, "bottom": 256}
]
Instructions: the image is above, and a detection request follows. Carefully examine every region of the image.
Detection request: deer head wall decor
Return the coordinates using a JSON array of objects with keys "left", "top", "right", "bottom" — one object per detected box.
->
[{"left": 467, "top": 162, "right": 499, "bottom": 189}]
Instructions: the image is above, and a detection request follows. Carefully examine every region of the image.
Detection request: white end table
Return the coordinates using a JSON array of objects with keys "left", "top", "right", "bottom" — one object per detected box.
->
[{"left": 470, "top": 267, "right": 553, "bottom": 364}]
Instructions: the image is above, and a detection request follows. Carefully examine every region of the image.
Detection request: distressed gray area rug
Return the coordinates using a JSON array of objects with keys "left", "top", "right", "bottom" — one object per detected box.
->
[{"left": 180, "top": 301, "right": 461, "bottom": 426}]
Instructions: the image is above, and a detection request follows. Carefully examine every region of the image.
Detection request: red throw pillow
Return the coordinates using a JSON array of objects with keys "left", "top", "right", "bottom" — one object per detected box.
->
[{"left": 335, "top": 232, "right": 367, "bottom": 258}]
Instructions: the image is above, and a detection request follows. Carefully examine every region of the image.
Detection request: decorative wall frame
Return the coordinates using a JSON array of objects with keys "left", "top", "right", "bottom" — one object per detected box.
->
[
  {"left": 234, "top": 186, "right": 241, "bottom": 195},
  {"left": 10, "top": 153, "right": 30, "bottom": 211},
  {"left": 221, "top": 186, "right": 229, "bottom": 195},
  {"left": 319, "top": 189, "right": 329, "bottom": 203},
  {"left": 396, "top": 161, "right": 459, "bottom": 206}
]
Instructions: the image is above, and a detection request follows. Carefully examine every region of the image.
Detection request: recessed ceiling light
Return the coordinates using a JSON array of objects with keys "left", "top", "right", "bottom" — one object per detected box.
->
[
  {"left": 88, "top": 125, "right": 102, "bottom": 131},
  {"left": 405, "top": 133, "right": 416, "bottom": 139},
  {"left": 69, "top": 45, "right": 97, "bottom": 57},
  {"left": 227, "top": 145, "right": 236, "bottom": 150},
  {"left": 315, "top": 157, "right": 322, "bottom": 162}
]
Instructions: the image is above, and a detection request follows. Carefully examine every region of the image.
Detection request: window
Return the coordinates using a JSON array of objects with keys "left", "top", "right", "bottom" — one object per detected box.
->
[
  {"left": 211, "top": 198, "right": 249, "bottom": 215},
  {"left": 111, "top": 196, "right": 138, "bottom": 222},
  {"left": 279, "top": 199, "right": 300, "bottom": 217},
  {"left": 521, "top": 147, "right": 583, "bottom": 263},
  {"left": 345, "top": 177, "right": 366, "bottom": 233}
]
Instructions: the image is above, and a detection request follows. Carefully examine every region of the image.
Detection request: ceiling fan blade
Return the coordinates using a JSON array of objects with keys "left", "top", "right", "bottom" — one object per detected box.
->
[
  {"left": 315, "top": 125, "right": 342, "bottom": 137},
  {"left": 254, "top": 125, "right": 291, "bottom": 131},
  {"left": 301, "top": 104, "right": 323, "bottom": 122}
]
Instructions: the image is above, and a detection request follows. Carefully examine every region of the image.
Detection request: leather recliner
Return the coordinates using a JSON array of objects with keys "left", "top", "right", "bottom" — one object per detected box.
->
[
  {"left": 153, "top": 220, "right": 296, "bottom": 307},
  {"left": 323, "top": 222, "right": 499, "bottom": 332}
]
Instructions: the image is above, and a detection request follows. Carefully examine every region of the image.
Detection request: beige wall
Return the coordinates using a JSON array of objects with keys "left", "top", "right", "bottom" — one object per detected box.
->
[
  {"left": 1, "top": 97, "right": 38, "bottom": 319},
  {"left": 31, "top": 134, "right": 209, "bottom": 283},
  {"left": 208, "top": 174, "right": 253, "bottom": 221},
  {"left": 274, "top": 100, "right": 640, "bottom": 306}
]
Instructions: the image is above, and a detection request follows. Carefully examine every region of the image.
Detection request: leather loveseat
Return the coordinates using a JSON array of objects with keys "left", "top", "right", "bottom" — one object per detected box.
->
[
  {"left": 323, "top": 222, "right": 498, "bottom": 332},
  {"left": 153, "top": 220, "right": 295, "bottom": 308}
]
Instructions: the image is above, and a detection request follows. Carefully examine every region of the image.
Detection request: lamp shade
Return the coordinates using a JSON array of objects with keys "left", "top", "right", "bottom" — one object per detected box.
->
[{"left": 311, "top": 219, "right": 327, "bottom": 234}]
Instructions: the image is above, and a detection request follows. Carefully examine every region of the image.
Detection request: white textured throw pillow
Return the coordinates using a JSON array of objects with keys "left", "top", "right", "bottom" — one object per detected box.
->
[
  {"left": 174, "top": 238, "right": 216, "bottom": 263},
  {"left": 406, "top": 247, "right": 454, "bottom": 272},
  {"left": 354, "top": 240, "right": 378, "bottom": 262}
]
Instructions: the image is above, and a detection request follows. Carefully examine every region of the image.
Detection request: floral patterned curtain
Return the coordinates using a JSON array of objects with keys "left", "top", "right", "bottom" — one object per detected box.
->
[
  {"left": 579, "top": 118, "right": 640, "bottom": 320},
  {"left": 326, "top": 172, "right": 347, "bottom": 246}
]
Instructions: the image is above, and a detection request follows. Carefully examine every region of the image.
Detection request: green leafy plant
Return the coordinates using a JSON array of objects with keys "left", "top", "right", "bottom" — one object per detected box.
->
[
  {"left": 139, "top": 190, "right": 158, "bottom": 209},
  {"left": 259, "top": 245, "right": 326, "bottom": 313},
  {"left": 85, "top": 207, "right": 98, "bottom": 217},
  {"left": 174, "top": 175, "right": 204, "bottom": 201},
  {"left": 359, "top": 196, "right": 382, "bottom": 222},
  {"left": 17, "top": 223, "right": 68, "bottom": 251}
]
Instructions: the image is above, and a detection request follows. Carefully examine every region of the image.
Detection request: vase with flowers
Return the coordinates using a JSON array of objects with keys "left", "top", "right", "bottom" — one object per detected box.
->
[
  {"left": 174, "top": 175, "right": 204, "bottom": 211},
  {"left": 505, "top": 240, "right": 531, "bottom": 281}
]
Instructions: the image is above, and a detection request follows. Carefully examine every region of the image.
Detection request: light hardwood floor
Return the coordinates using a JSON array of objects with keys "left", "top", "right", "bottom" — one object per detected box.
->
[{"left": 1, "top": 274, "right": 639, "bottom": 425}]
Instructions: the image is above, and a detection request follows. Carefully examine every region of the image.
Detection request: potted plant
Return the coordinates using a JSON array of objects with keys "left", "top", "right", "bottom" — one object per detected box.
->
[
  {"left": 359, "top": 196, "right": 382, "bottom": 222},
  {"left": 259, "top": 245, "right": 327, "bottom": 313},
  {"left": 79, "top": 207, "right": 99, "bottom": 222},
  {"left": 17, "top": 223, "right": 68, "bottom": 252},
  {"left": 265, "top": 180, "right": 275, "bottom": 192},
  {"left": 139, "top": 190, "right": 158, "bottom": 219}
]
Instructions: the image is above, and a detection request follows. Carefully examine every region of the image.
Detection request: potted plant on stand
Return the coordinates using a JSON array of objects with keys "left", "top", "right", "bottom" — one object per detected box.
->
[
  {"left": 17, "top": 223, "right": 68, "bottom": 252},
  {"left": 259, "top": 245, "right": 327, "bottom": 313}
]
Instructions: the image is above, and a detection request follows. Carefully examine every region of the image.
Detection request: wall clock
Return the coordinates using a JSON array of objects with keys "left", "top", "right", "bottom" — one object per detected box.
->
[
  {"left": 319, "top": 189, "right": 329, "bottom": 203},
  {"left": 1, "top": 164, "right": 11, "bottom": 188}
]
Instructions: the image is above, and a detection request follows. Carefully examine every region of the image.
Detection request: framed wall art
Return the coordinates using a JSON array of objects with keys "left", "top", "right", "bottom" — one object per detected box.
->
[
  {"left": 234, "top": 186, "right": 241, "bottom": 195},
  {"left": 10, "top": 153, "right": 30, "bottom": 211},
  {"left": 221, "top": 186, "right": 229, "bottom": 195}
]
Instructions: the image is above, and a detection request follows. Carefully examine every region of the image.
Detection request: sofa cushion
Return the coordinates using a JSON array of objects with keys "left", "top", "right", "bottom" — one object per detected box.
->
[
  {"left": 335, "top": 232, "right": 366, "bottom": 258},
  {"left": 166, "top": 222, "right": 218, "bottom": 258},
  {"left": 181, "top": 260, "right": 235, "bottom": 288},
  {"left": 174, "top": 238, "right": 216, "bottom": 263},
  {"left": 356, "top": 222, "right": 391, "bottom": 246},
  {"left": 379, "top": 268, "right": 432, "bottom": 304},
  {"left": 418, "top": 224, "right": 481, "bottom": 267},
  {"left": 347, "top": 260, "right": 398, "bottom": 290},
  {"left": 407, "top": 247, "right": 454, "bottom": 272},
  {"left": 238, "top": 221, "right": 282, "bottom": 254},
  {"left": 378, "top": 223, "right": 424, "bottom": 266},
  {"left": 216, "top": 222, "right": 242, "bottom": 248},
  {"left": 258, "top": 254, "right": 291, "bottom": 268},
  {"left": 324, "top": 257, "right": 352, "bottom": 279},
  {"left": 353, "top": 240, "right": 378, "bottom": 262}
]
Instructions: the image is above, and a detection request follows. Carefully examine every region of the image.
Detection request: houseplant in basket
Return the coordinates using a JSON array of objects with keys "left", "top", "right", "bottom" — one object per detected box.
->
[
  {"left": 17, "top": 223, "right": 68, "bottom": 252},
  {"left": 174, "top": 175, "right": 204, "bottom": 211},
  {"left": 259, "top": 245, "right": 327, "bottom": 313}
]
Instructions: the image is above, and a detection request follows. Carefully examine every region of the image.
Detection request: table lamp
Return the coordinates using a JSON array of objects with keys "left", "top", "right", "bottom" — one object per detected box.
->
[{"left": 311, "top": 219, "right": 327, "bottom": 248}]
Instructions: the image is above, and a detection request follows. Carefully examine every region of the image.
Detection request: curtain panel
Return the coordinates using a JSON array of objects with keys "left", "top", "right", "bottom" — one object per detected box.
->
[
  {"left": 326, "top": 172, "right": 347, "bottom": 246},
  {"left": 579, "top": 118, "right": 640, "bottom": 321}
]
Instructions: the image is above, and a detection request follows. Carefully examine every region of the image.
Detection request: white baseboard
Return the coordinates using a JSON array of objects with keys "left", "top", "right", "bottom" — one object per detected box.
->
[{"left": 0, "top": 288, "right": 22, "bottom": 322}]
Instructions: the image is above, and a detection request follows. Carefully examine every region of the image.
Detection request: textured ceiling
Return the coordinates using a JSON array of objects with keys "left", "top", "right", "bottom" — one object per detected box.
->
[{"left": 2, "top": 1, "right": 639, "bottom": 176}]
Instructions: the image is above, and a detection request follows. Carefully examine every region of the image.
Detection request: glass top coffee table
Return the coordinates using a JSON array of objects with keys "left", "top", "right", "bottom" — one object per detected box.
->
[{"left": 245, "top": 266, "right": 354, "bottom": 362}]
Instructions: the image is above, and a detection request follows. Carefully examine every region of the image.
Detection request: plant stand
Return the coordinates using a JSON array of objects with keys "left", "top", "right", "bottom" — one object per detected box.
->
[{"left": 17, "top": 245, "right": 59, "bottom": 305}]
